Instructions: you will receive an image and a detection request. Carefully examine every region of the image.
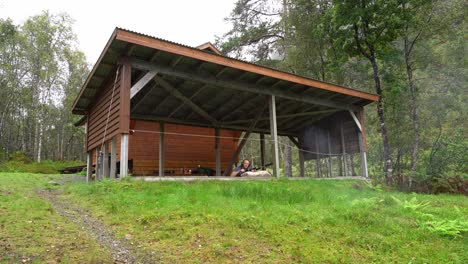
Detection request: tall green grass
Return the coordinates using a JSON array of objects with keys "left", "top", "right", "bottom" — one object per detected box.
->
[{"left": 63, "top": 179, "right": 468, "bottom": 263}]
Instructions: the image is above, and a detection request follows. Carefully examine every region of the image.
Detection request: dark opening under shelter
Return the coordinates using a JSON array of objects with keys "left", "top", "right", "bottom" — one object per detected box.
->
[{"left": 72, "top": 28, "right": 378, "bottom": 179}]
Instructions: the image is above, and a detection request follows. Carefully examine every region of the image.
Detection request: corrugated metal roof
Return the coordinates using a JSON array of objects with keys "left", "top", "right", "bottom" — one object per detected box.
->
[{"left": 71, "top": 28, "right": 378, "bottom": 135}]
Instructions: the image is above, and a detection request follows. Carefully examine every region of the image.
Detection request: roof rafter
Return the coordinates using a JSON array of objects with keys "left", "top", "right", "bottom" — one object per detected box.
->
[{"left": 128, "top": 57, "right": 359, "bottom": 111}]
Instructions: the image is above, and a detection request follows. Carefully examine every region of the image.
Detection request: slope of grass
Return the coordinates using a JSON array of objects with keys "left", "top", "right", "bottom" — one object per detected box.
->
[
  {"left": 0, "top": 173, "right": 112, "bottom": 263},
  {"left": 63, "top": 178, "right": 468, "bottom": 263},
  {"left": 0, "top": 160, "right": 83, "bottom": 174}
]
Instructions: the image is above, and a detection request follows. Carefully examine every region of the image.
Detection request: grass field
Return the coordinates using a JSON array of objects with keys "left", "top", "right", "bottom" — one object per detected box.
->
[
  {"left": 0, "top": 173, "right": 112, "bottom": 263},
  {"left": 63, "top": 177, "right": 467, "bottom": 263},
  {"left": 1, "top": 173, "right": 467, "bottom": 263}
]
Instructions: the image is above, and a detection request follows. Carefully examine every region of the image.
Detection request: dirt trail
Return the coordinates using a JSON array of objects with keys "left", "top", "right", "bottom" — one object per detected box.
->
[{"left": 37, "top": 187, "right": 157, "bottom": 263}]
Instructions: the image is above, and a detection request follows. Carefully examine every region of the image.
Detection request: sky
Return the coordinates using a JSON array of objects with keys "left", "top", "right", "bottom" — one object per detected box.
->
[{"left": 0, "top": 0, "right": 236, "bottom": 63}]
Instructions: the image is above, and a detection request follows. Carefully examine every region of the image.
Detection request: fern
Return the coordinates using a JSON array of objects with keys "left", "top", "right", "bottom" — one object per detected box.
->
[{"left": 420, "top": 219, "right": 468, "bottom": 238}]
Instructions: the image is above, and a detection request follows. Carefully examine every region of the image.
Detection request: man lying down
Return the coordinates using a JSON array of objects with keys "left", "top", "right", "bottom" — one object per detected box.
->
[{"left": 230, "top": 159, "right": 272, "bottom": 177}]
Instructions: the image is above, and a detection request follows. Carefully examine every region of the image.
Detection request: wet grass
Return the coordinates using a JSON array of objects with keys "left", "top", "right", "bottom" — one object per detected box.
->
[
  {"left": 63, "top": 177, "right": 468, "bottom": 263},
  {"left": 0, "top": 173, "right": 112, "bottom": 263}
]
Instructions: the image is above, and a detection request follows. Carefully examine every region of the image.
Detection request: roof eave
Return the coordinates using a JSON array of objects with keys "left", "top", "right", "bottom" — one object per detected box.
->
[{"left": 71, "top": 28, "right": 119, "bottom": 113}]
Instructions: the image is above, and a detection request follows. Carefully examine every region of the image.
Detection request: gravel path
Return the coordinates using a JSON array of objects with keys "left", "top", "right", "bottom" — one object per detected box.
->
[{"left": 37, "top": 184, "right": 157, "bottom": 263}]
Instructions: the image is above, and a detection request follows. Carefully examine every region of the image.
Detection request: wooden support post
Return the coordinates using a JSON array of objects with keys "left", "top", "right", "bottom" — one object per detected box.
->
[
  {"left": 269, "top": 95, "right": 280, "bottom": 178},
  {"left": 359, "top": 133, "right": 368, "bottom": 178},
  {"left": 224, "top": 104, "right": 266, "bottom": 176},
  {"left": 120, "top": 134, "right": 129, "bottom": 178},
  {"left": 215, "top": 128, "right": 221, "bottom": 176},
  {"left": 95, "top": 148, "right": 100, "bottom": 180},
  {"left": 223, "top": 133, "right": 252, "bottom": 176},
  {"left": 327, "top": 130, "right": 333, "bottom": 178},
  {"left": 86, "top": 151, "right": 92, "bottom": 182},
  {"left": 288, "top": 136, "right": 305, "bottom": 177},
  {"left": 315, "top": 133, "right": 321, "bottom": 178},
  {"left": 103, "top": 142, "right": 109, "bottom": 178},
  {"left": 298, "top": 137, "right": 305, "bottom": 177},
  {"left": 159, "top": 122, "right": 165, "bottom": 177},
  {"left": 260, "top": 133, "right": 265, "bottom": 170},
  {"left": 358, "top": 110, "right": 369, "bottom": 178},
  {"left": 340, "top": 121, "right": 348, "bottom": 176},
  {"left": 110, "top": 137, "right": 117, "bottom": 179}
]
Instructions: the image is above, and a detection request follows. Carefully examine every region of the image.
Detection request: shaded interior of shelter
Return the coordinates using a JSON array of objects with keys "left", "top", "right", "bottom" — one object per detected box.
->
[{"left": 75, "top": 30, "right": 374, "bottom": 178}]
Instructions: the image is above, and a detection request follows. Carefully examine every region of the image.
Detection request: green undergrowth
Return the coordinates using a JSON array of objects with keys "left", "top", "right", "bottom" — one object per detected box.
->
[
  {"left": 0, "top": 152, "right": 83, "bottom": 174},
  {"left": 62, "top": 178, "right": 468, "bottom": 263},
  {"left": 0, "top": 173, "right": 112, "bottom": 263}
]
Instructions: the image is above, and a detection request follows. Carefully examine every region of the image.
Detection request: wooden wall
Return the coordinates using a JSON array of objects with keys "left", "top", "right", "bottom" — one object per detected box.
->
[
  {"left": 129, "top": 120, "right": 241, "bottom": 175},
  {"left": 86, "top": 62, "right": 131, "bottom": 152},
  {"left": 91, "top": 120, "right": 241, "bottom": 176},
  {"left": 87, "top": 70, "right": 122, "bottom": 151}
]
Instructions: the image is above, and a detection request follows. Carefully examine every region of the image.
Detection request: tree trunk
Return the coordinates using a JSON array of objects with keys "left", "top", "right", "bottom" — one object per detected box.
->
[
  {"left": 405, "top": 49, "right": 419, "bottom": 175},
  {"left": 37, "top": 122, "right": 42, "bottom": 163},
  {"left": 369, "top": 55, "right": 393, "bottom": 184}
]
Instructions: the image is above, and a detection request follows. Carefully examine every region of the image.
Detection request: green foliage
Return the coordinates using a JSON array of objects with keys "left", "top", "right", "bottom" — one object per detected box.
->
[
  {"left": 420, "top": 219, "right": 468, "bottom": 238},
  {"left": 220, "top": 0, "right": 467, "bottom": 190},
  {"left": 0, "top": 11, "right": 88, "bottom": 163},
  {"left": 62, "top": 178, "right": 468, "bottom": 262},
  {"left": 0, "top": 152, "right": 82, "bottom": 173},
  {"left": 0, "top": 173, "right": 112, "bottom": 262}
]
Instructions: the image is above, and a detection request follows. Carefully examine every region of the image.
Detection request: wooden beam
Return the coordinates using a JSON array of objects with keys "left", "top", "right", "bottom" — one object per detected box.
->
[
  {"left": 327, "top": 130, "right": 333, "bottom": 178},
  {"left": 358, "top": 129, "right": 368, "bottom": 178},
  {"left": 95, "top": 148, "right": 101, "bottom": 180},
  {"left": 159, "top": 122, "right": 165, "bottom": 177},
  {"left": 223, "top": 110, "right": 337, "bottom": 125},
  {"left": 103, "top": 141, "right": 109, "bottom": 178},
  {"left": 349, "top": 110, "right": 362, "bottom": 132},
  {"left": 315, "top": 132, "right": 321, "bottom": 178},
  {"left": 298, "top": 137, "right": 305, "bottom": 177},
  {"left": 223, "top": 104, "right": 267, "bottom": 176},
  {"left": 340, "top": 121, "right": 348, "bottom": 177},
  {"left": 150, "top": 92, "right": 172, "bottom": 115},
  {"left": 223, "top": 133, "right": 251, "bottom": 176},
  {"left": 129, "top": 58, "right": 359, "bottom": 111},
  {"left": 120, "top": 134, "right": 129, "bottom": 177},
  {"left": 281, "top": 112, "right": 331, "bottom": 132},
  {"left": 269, "top": 95, "right": 280, "bottom": 178},
  {"left": 110, "top": 137, "right": 117, "bottom": 179},
  {"left": 260, "top": 133, "right": 265, "bottom": 170},
  {"left": 131, "top": 83, "right": 156, "bottom": 113},
  {"left": 131, "top": 114, "right": 298, "bottom": 137},
  {"left": 86, "top": 151, "right": 92, "bottom": 182},
  {"left": 289, "top": 135, "right": 305, "bottom": 177},
  {"left": 219, "top": 94, "right": 264, "bottom": 122},
  {"left": 168, "top": 85, "right": 208, "bottom": 118},
  {"left": 119, "top": 60, "right": 131, "bottom": 134},
  {"left": 215, "top": 128, "right": 221, "bottom": 176},
  {"left": 154, "top": 76, "right": 219, "bottom": 126},
  {"left": 130, "top": 70, "right": 158, "bottom": 99},
  {"left": 116, "top": 30, "right": 379, "bottom": 102},
  {"left": 288, "top": 136, "right": 299, "bottom": 148}
]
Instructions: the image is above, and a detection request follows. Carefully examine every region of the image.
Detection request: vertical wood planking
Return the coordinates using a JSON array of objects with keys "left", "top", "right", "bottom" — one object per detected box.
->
[
  {"left": 159, "top": 122, "right": 165, "bottom": 176},
  {"left": 215, "top": 128, "right": 221, "bottom": 176},
  {"left": 340, "top": 120, "right": 348, "bottom": 176},
  {"left": 327, "top": 130, "right": 333, "bottom": 178},
  {"left": 315, "top": 133, "right": 321, "bottom": 178}
]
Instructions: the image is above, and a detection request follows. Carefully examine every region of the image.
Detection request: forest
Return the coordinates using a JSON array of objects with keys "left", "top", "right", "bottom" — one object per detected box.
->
[{"left": 0, "top": 0, "right": 466, "bottom": 191}]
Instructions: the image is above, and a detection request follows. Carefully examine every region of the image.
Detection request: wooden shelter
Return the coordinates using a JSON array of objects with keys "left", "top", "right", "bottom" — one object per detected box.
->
[{"left": 72, "top": 28, "right": 378, "bottom": 179}]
